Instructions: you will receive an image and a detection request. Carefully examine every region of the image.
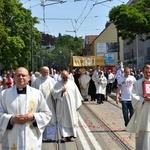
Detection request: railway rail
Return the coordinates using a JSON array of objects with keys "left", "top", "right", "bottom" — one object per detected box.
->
[
  {"left": 83, "top": 103, "right": 132, "bottom": 150},
  {"left": 0, "top": 94, "right": 135, "bottom": 150},
  {"left": 38, "top": 94, "right": 135, "bottom": 150}
]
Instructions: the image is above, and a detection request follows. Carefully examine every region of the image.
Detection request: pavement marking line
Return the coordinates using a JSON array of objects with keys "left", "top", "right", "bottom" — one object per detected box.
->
[
  {"left": 76, "top": 121, "right": 91, "bottom": 150},
  {"left": 78, "top": 114, "right": 102, "bottom": 150}
]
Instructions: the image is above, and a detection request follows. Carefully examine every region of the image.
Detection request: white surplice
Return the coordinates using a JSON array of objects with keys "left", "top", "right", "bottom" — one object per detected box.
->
[
  {"left": 95, "top": 75, "right": 107, "bottom": 95},
  {"left": 31, "top": 76, "right": 56, "bottom": 140},
  {"left": 51, "top": 80, "right": 83, "bottom": 138},
  {"left": 31, "top": 76, "right": 56, "bottom": 124},
  {"left": 126, "top": 78, "right": 150, "bottom": 150},
  {"left": 78, "top": 74, "right": 91, "bottom": 99},
  {"left": 0, "top": 85, "right": 51, "bottom": 150}
]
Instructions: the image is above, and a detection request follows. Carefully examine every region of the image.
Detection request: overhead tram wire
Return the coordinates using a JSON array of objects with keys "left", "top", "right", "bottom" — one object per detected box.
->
[
  {"left": 40, "top": 0, "right": 67, "bottom": 34},
  {"left": 22, "top": 0, "right": 30, "bottom": 4},
  {"left": 38, "top": 17, "right": 74, "bottom": 34},
  {"left": 98, "top": 3, "right": 112, "bottom": 8},
  {"left": 76, "top": 0, "right": 99, "bottom": 32},
  {"left": 117, "top": 0, "right": 125, "bottom": 3},
  {"left": 38, "top": 18, "right": 73, "bottom": 21},
  {"left": 75, "top": 0, "right": 113, "bottom": 33},
  {"left": 93, "top": 0, "right": 112, "bottom": 6},
  {"left": 44, "top": 21, "right": 52, "bottom": 35},
  {"left": 21, "top": 0, "right": 113, "bottom": 37},
  {"left": 76, "top": 0, "right": 90, "bottom": 23}
]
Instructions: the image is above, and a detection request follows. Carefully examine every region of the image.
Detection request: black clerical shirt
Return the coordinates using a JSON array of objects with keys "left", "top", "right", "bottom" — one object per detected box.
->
[
  {"left": 7, "top": 87, "right": 37, "bottom": 129},
  {"left": 17, "top": 87, "right": 26, "bottom": 94}
]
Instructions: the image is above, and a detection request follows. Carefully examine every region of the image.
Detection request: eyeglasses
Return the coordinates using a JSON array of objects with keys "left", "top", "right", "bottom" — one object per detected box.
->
[{"left": 15, "top": 74, "right": 28, "bottom": 78}]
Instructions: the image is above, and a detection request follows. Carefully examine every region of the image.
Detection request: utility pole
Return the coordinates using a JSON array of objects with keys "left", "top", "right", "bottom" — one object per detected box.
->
[
  {"left": 117, "top": 29, "right": 120, "bottom": 61},
  {"left": 136, "top": 35, "right": 139, "bottom": 67},
  {"left": 40, "top": 0, "right": 66, "bottom": 66},
  {"left": 31, "top": 19, "right": 34, "bottom": 71},
  {"left": 30, "top": 0, "right": 34, "bottom": 71}
]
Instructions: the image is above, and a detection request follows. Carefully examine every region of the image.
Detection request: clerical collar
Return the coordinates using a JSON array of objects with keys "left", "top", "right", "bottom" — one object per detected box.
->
[{"left": 17, "top": 87, "right": 26, "bottom": 94}]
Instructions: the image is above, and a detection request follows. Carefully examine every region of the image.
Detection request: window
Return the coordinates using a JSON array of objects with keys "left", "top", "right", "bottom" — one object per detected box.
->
[{"left": 147, "top": 47, "right": 150, "bottom": 55}]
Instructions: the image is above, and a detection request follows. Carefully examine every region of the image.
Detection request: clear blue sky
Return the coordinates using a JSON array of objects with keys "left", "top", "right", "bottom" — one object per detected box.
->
[{"left": 20, "top": 0, "right": 129, "bottom": 37}]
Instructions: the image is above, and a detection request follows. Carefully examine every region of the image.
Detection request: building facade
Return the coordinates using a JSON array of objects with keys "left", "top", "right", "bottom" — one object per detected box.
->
[{"left": 83, "top": 22, "right": 124, "bottom": 71}]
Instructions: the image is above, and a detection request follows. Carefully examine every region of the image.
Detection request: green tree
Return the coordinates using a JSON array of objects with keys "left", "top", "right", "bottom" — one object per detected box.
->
[
  {"left": 109, "top": 0, "right": 150, "bottom": 43},
  {"left": 41, "top": 33, "right": 56, "bottom": 46},
  {"left": 40, "top": 34, "right": 83, "bottom": 70},
  {"left": 0, "top": 0, "right": 41, "bottom": 71},
  {"left": 56, "top": 34, "right": 83, "bottom": 55}
]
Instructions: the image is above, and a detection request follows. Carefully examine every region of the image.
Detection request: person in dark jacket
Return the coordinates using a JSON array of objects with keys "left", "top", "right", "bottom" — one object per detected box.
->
[{"left": 88, "top": 69, "right": 96, "bottom": 101}]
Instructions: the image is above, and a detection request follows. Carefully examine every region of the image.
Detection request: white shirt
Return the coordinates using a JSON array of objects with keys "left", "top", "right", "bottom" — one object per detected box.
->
[
  {"left": 118, "top": 75, "right": 136, "bottom": 101},
  {"left": 108, "top": 73, "right": 114, "bottom": 83}
]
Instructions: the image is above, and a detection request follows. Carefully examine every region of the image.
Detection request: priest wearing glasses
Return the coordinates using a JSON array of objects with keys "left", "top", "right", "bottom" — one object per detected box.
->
[{"left": 0, "top": 67, "right": 52, "bottom": 150}]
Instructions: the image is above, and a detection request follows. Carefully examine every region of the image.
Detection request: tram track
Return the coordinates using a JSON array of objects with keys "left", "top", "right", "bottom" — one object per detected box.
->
[
  {"left": 41, "top": 94, "right": 135, "bottom": 150},
  {"left": 107, "top": 94, "right": 122, "bottom": 109},
  {"left": 82, "top": 101, "right": 133, "bottom": 150}
]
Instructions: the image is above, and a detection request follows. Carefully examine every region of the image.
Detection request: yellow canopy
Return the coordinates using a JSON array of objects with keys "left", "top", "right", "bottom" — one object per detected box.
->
[{"left": 70, "top": 56, "right": 105, "bottom": 67}]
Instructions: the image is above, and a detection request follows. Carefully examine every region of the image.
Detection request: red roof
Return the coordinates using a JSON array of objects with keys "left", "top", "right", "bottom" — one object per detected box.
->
[{"left": 88, "top": 35, "right": 98, "bottom": 45}]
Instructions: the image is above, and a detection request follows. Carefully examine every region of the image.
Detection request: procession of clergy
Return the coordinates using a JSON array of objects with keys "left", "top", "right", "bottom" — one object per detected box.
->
[{"left": 0, "top": 64, "right": 150, "bottom": 150}]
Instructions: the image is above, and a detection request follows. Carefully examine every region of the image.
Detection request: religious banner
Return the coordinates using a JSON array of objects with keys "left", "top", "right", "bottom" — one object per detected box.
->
[{"left": 70, "top": 56, "right": 104, "bottom": 67}]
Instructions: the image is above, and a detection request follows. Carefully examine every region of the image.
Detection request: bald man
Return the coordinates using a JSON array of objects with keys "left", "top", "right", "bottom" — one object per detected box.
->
[
  {"left": 51, "top": 70, "right": 83, "bottom": 142},
  {"left": 0, "top": 67, "right": 51, "bottom": 149},
  {"left": 31, "top": 66, "right": 56, "bottom": 142}
]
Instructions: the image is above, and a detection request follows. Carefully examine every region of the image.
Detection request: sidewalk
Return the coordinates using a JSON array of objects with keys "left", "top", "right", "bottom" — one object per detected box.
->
[{"left": 84, "top": 93, "right": 135, "bottom": 150}]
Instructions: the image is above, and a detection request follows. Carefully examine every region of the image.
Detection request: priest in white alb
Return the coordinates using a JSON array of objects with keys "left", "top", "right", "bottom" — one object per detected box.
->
[
  {"left": 78, "top": 68, "right": 91, "bottom": 101},
  {"left": 31, "top": 66, "right": 57, "bottom": 142},
  {"left": 51, "top": 70, "right": 83, "bottom": 142},
  {"left": 126, "top": 64, "right": 150, "bottom": 150},
  {"left": 0, "top": 67, "right": 51, "bottom": 150}
]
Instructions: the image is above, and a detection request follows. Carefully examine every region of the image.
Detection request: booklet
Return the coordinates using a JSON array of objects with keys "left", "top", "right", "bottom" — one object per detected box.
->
[{"left": 143, "top": 80, "right": 150, "bottom": 98}]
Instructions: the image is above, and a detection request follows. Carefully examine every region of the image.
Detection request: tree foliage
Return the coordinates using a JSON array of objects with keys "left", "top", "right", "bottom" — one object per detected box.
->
[
  {"left": 0, "top": 0, "right": 83, "bottom": 72},
  {"left": 109, "top": 0, "right": 150, "bottom": 42},
  {"left": 40, "top": 34, "right": 83, "bottom": 71},
  {"left": 41, "top": 33, "right": 56, "bottom": 46},
  {"left": 56, "top": 34, "right": 83, "bottom": 56},
  {"left": 0, "top": 0, "right": 41, "bottom": 71}
]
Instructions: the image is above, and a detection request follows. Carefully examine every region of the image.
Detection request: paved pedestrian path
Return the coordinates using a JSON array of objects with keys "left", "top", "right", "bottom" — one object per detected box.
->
[{"left": 84, "top": 93, "right": 135, "bottom": 149}]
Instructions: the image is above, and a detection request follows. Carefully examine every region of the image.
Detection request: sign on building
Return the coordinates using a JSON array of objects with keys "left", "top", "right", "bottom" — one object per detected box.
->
[{"left": 97, "top": 42, "right": 118, "bottom": 56}]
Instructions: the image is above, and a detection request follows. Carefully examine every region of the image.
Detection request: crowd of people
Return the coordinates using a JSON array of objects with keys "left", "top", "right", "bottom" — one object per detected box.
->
[
  {"left": 0, "top": 66, "right": 83, "bottom": 150},
  {"left": 0, "top": 63, "right": 149, "bottom": 150}
]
